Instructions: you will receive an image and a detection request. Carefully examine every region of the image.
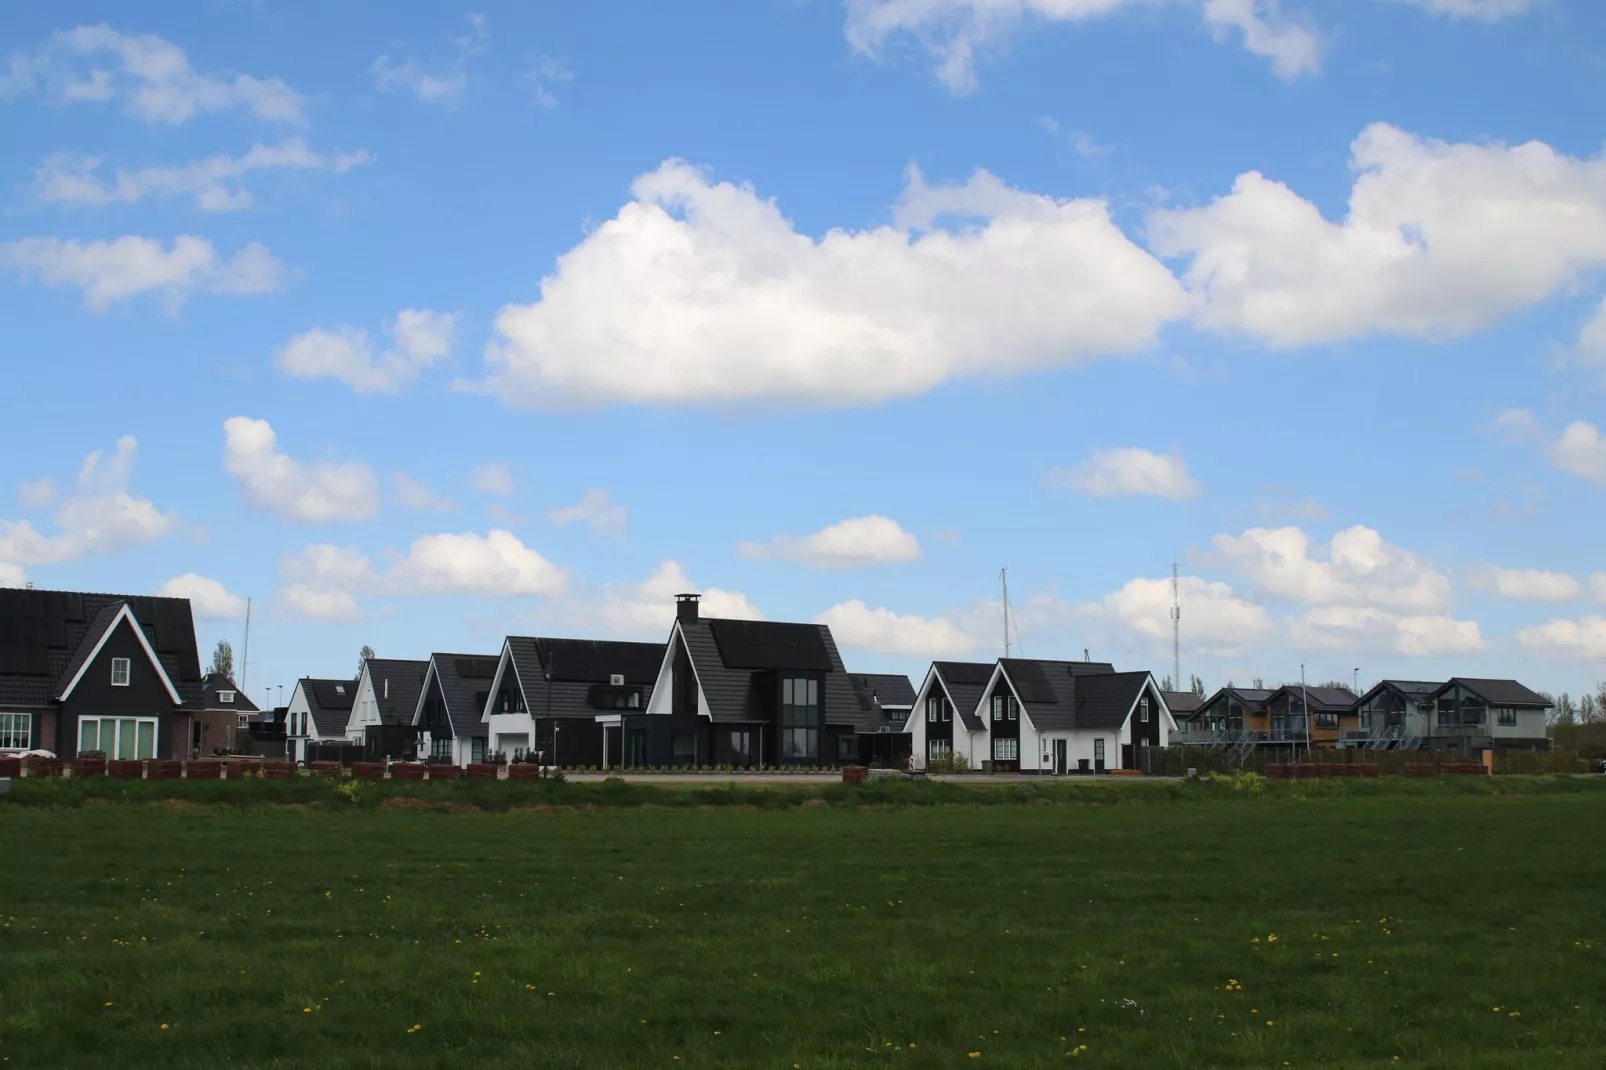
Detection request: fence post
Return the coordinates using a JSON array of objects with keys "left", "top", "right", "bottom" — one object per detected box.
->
[{"left": 1483, "top": 748, "right": 1495, "bottom": 776}]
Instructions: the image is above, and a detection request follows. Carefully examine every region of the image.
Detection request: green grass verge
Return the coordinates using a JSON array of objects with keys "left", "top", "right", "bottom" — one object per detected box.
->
[{"left": 2, "top": 779, "right": 1604, "bottom": 1067}]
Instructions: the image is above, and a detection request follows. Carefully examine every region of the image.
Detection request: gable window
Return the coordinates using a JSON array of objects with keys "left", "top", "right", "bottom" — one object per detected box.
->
[
  {"left": 1139, "top": 697, "right": 1150, "bottom": 723},
  {"left": 218, "top": 690, "right": 235, "bottom": 705},
  {"left": 780, "top": 676, "right": 819, "bottom": 762},
  {"left": 993, "top": 737, "right": 1018, "bottom": 761},
  {"left": 1497, "top": 708, "right": 1517, "bottom": 727},
  {"left": 78, "top": 716, "right": 157, "bottom": 759},
  {"left": 0, "top": 713, "right": 31, "bottom": 751},
  {"left": 927, "top": 697, "right": 940, "bottom": 723},
  {"left": 110, "top": 658, "right": 131, "bottom": 687}
]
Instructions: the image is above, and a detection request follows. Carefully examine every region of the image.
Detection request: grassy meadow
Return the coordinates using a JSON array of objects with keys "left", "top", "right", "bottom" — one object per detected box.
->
[{"left": 2, "top": 776, "right": 1605, "bottom": 1068}]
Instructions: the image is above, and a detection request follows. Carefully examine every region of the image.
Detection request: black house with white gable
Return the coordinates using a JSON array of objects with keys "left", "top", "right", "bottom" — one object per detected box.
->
[
  {"left": 0, "top": 587, "right": 204, "bottom": 759},
  {"left": 636, "top": 594, "right": 884, "bottom": 768}
]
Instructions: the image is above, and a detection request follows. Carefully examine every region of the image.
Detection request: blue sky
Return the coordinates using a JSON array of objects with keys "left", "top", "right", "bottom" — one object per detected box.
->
[{"left": 4, "top": 0, "right": 1606, "bottom": 710}]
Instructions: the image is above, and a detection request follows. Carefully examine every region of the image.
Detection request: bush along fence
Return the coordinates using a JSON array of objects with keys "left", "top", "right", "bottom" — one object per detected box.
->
[{"left": 1141, "top": 746, "right": 1591, "bottom": 778}]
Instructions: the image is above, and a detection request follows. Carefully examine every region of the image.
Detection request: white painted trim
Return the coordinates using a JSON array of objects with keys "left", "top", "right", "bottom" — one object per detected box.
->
[
  {"left": 411, "top": 659, "right": 443, "bottom": 732},
  {"left": 900, "top": 665, "right": 941, "bottom": 733},
  {"left": 57, "top": 604, "right": 184, "bottom": 706},
  {"left": 76, "top": 714, "right": 161, "bottom": 760},
  {"left": 646, "top": 621, "right": 714, "bottom": 722},
  {"left": 483, "top": 638, "right": 515, "bottom": 725},
  {"left": 594, "top": 714, "right": 623, "bottom": 725},
  {"left": 344, "top": 661, "right": 376, "bottom": 741}
]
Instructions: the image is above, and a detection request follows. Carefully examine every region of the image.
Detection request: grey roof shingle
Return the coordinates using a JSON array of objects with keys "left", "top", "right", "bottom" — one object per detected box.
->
[
  {"left": 1161, "top": 690, "right": 1204, "bottom": 717},
  {"left": 423, "top": 653, "right": 499, "bottom": 739},
  {"left": 362, "top": 658, "right": 427, "bottom": 725},
  {"left": 501, "top": 636, "right": 663, "bottom": 720},
  {"left": 994, "top": 659, "right": 1152, "bottom": 732},
  {"left": 931, "top": 661, "right": 993, "bottom": 730},
  {"left": 0, "top": 588, "right": 203, "bottom": 710},
  {"left": 201, "top": 673, "right": 260, "bottom": 713},
  {"left": 299, "top": 677, "right": 357, "bottom": 738},
  {"left": 1268, "top": 684, "right": 1357, "bottom": 710},
  {"left": 1441, "top": 678, "right": 1553, "bottom": 708},
  {"left": 677, "top": 618, "right": 882, "bottom": 731}
]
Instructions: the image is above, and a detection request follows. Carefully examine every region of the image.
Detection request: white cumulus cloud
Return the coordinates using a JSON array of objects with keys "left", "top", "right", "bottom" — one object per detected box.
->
[
  {"left": 276, "top": 309, "right": 457, "bottom": 394},
  {"left": 34, "top": 139, "right": 373, "bottom": 212},
  {"left": 222, "top": 417, "right": 380, "bottom": 523},
  {"left": 1516, "top": 616, "right": 1606, "bottom": 660},
  {"left": 2, "top": 24, "right": 304, "bottom": 124},
  {"left": 1, "top": 235, "right": 286, "bottom": 312},
  {"left": 739, "top": 515, "right": 921, "bottom": 568},
  {"left": 1291, "top": 606, "right": 1485, "bottom": 656},
  {"left": 816, "top": 600, "right": 976, "bottom": 656},
  {"left": 0, "top": 436, "right": 177, "bottom": 572},
  {"left": 1077, "top": 575, "right": 1276, "bottom": 659},
  {"left": 157, "top": 573, "right": 247, "bottom": 620},
  {"left": 1048, "top": 447, "right": 1201, "bottom": 499},
  {"left": 1499, "top": 410, "right": 1606, "bottom": 487},
  {"left": 279, "top": 584, "right": 363, "bottom": 622},
  {"left": 475, "top": 159, "right": 1187, "bottom": 408},
  {"left": 549, "top": 560, "right": 763, "bottom": 638},
  {"left": 1465, "top": 565, "right": 1581, "bottom": 603},
  {"left": 17, "top": 479, "right": 54, "bottom": 510},
  {"left": 844, "top": 0, "right": 1320, "bottom": 95},
  {"left": 1211, "top": 524, "right": 1452, "bottom": 612},
  {"left": 1149, "top": 123, "right": 1606, "bottom": 347},
  {"left": 547, "top": 489, "right": 627, "bottom": 538}
]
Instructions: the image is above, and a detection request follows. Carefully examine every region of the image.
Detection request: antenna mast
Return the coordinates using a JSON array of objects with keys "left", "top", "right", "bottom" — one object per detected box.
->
[
  {"left": 240, "top": 597, "right": 252, "bottom": 691},
  {"left": 1170, "top": 559, "right": 1181, "bottom": 691},
  {"left": 1001, "top": 567, "right": 1011, "bottom": 658}
]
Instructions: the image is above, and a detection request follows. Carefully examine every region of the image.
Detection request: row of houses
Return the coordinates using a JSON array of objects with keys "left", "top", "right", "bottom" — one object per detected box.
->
[
  {"left": 0, "top": 585, "right": 1555, "bottom": 771},
  {"left": 1166, "top": 678, "right": 1553, "bottom": 754}
]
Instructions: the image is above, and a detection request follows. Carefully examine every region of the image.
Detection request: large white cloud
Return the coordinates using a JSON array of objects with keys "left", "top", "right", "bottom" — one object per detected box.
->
[
  {"left": 1, "top": 24, "right": 304, "bottom": 125},
  {"left": 1149, "top": 123, "right": 1606, "bottom": 347},
  {"left": 0, "top": 436, "right": 177, "bottom": 571},
  {"left": 739, "top": 515, "right": 921, "bottom": 568},
  {"left": 1210, "top": 524, "right": 1452, "bottom": 612},
  {"left": 157, "top": 573, "right": 248, "bottom": 620},
  {"left": 1464, "top": 564, "right": 1581, "bottom": 604},
  {"left": 550, "top": 561, "right": 763, "bottom": 638},
  {"left": 276, "top": 529, "right": 566, "bottom": 619},
  {"left": 1048, "top": 447, "right": 1201, "bottom": 499},
  {"left": 475, "top": 160, "right": 1188, "bottom": 408},
  {"left": 1516, "top": 616, "right": 1606, "bottom": 660},
  {"left": 1077, "top": 575, "right": 1277, "bottom": 659},
  {"left": 35, "top": 139, "right": 373, "bottom": 213},
  {"left": 843, "top": 0, "right": 1321, "bottom": 94},
  {"left": 0, "top": 562, "right": 27, "bottom": 588},
  {"left": 1, "top": 235, "right": 285, "bottom": 312},
  {"left": 816, "top": 599, "right": 976, "bottom": 656},
  {"left": 1498, "top": 410, "right": 1606, "bottom": 487},
  {"left": 222, "top": 417, "right": 380, "bottom": 523},
  {"left": 1290, "top": 606, "right": 1485, "bottom": 656},
  {"left": 276, "top": 309, "right": 457, "bottom": 394}
]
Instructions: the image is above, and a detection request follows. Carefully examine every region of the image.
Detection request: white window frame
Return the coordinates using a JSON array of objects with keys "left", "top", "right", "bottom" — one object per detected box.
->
[
  {"left": 993, "top": 737, "right": 1018, "bottom": 761},
  {"left": 110, "top": 658, "right": 132, "bottom": 687},
  {"left": 0, "top": 712, "right": 32, "bottom": 751},
  {"left": 1140, "top": 696, "right": 1150, "bottom": 723},
  {"left": 78, "top": 715, "right": 159, "bottom": 759},
  {"left": 218, "top": 690, "right": 235, "bottom": 705}
]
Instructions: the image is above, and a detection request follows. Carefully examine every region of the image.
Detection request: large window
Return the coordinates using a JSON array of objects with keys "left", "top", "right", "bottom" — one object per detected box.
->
[
  {"left": 926, "top": 695, "right": 948, "bottom": 723},
  {"left": 993, "top": 737, "right": 1018, "bottom": 761},
  {"left": 672, "top": 730, "right": 698, "bottom": 765},
  {"left": 78, "top": 716, "right": 157, "bottom": 759},
  {"left": 430, "top": 735, "right": 454, "bottom": 760},
  {"left": 729, "top": 730, "right": 753, "bottom": 764},
  {"left": 110, "top": 658, "right": 131, "bottom": 687},
  {"left": 780, "top": 676, "right": 819, "bottom": 762},
  {"left": 991, "top": 694, "right": 1019, "bottom": 722},
  {"left": 0, "top": 713, "right": 31, "bottom": 750},
  {"left": 927, "top": 739, "right": 951, "bottom": 760},
  {"left": 1497, "top": 708, "right": 1517, "bottom": 727},
  {"left": 1314, "top": 711, "right": 1339, "bottom": 730}
]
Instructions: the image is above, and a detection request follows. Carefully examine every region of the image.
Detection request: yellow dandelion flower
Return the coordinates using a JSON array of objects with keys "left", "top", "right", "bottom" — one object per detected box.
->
[
  {"left": 160, "top": 1024, "right": 168, "bottom": 1031},
  {"left": 969, "top": 1053, "right": 981, "bottom": 1058}
]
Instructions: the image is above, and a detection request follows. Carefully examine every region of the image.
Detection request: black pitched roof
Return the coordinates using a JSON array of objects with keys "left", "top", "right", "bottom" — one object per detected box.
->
[
  {"left": 299, "top": 677, "right": 356, "bottom": 738},
  {"left": 852, "top": 673, "right": 916, "bottom": 709},
  {"left": 201, "top": 673, "right": 260, "bottom": 712},
  {"left": 1354, "top": 680, "right": 1444, "bottom": 708},
  {"left": 1438, "top": 678, "right": 1553, "bottom": 708},
  {"left": 422, "top": 652, "right": 499, "bottom": 739},
  {"left": 0, "top": 588, "right": 202, "bottom": 709},
  {"left": 988, "top": 659, "right": 1155, "bottom": 732},
  {"left": 676, "top": 617, "right": 879, "bottom": 730},
  {"left": 1197, "top": 687, "right": 1276, "bottom": 716},
  {"left": 1161, "top": 690, "right": 1203, "bottom": 717},
  {"left": 1072, "top": 671, "right": 1154, "bottom": 731},
  {"left": 1267, "top": 684, "right": 1357, "bottom": 710},
  {"left": 362, "top": 658, "right": 428, "bottom": 725},
  {"left": 500, "top": 636, "right": 664, "bottom": 721},
  {"left": 931, "top": 660, "right": 993, "bottom": 730}
]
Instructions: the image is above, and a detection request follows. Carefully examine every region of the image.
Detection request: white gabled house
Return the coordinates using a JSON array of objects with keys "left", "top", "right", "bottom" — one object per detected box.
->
[
  {"left": 904, "top": 661, "right": 993, "bottom": 769},
  {"left": 285, "top": 677, "right": 356, "bottom": 764},
  {"left": 412, "top": 652, "right": 498, "bottom": 767}
]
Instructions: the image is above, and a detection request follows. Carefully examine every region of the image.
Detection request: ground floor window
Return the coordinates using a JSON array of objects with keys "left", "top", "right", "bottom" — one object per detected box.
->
[
  {"left": 993, "top": 737, "right": 1018, "bottom": 761},
  {"left": 471, "top": 736, "right": 486, "bottom": 763},
  {"left": 78, "top": 716, "right": 158, "bottom": 759},
  {"left": 781, "top": 728, "right": 817, "bottom": 762},
  {"left": 729, "top": 729, "right": 753, "bottom": 764},
  {"left": 430, "top": 734, "right": 453, "bottom": 760},
  {"left": 1094, "top": 738, "right": 1105, "bottom": 763},
  {"left": 927, "top": 739, "right": 951, "bottom": 760},
  {"left": 625, "top": 729, "right": 647, "bottom": 767},
  {"left": 836, "top": 733, "right": 857, "bottom": 762},
  {"left": 0, "top": 712, "right": 31, "bottom": 750},
  {"left": 672, "top": 730, "right": 698, "bottom": 764}
]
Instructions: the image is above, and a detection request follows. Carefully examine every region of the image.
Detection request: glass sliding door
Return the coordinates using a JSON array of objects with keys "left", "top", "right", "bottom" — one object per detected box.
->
[{"left": 78, "top": 717, "right": 160, "bottom": 759}]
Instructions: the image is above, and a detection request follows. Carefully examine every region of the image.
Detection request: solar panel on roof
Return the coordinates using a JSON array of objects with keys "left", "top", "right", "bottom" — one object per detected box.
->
[
  {"left": 937, "top": 662, "right": 993, "bottom": 685},
  {"left": 538, "top": 638, "right": 663, "bottom": 683},
  {"left": 1005, "top": 660, "right": 1060, "bottom": 704},
  {"left": 708, "top": 619, "right": 832, "bottom": 672},
  {"left": 454, "top": 657, "right": 500, "bottom": 679}
]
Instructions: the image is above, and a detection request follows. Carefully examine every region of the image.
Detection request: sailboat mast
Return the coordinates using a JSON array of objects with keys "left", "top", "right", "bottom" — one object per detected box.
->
[
  {"left": 240, "top": 597, "right": 251, "bottom": 691},
  {"left": 1001, "top": 567, "right": 1010, "bottom": 658}
]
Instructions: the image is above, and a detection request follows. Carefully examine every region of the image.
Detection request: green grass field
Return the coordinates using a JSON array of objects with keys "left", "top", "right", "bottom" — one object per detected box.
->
[{"left": 3, "top": 776, "right": 1605, "bottom": 1068}]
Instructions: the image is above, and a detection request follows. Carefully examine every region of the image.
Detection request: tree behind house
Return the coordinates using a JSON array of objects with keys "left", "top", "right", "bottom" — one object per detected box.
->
[
  {"left": 358, "top": 645, "right": 375, "bottom": 677},
  {"left": 210, "top": 640, "right": 234, "bottom": 681}
]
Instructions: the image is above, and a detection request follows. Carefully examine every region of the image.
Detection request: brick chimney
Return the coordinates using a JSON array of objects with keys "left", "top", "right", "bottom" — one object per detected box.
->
[{"left": 675, "top": 593, "right": 701, "bottom": 623}]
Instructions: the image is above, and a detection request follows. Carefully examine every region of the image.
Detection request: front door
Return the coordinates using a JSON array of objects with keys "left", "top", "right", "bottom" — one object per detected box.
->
[
  {"left": 625, "top": 729, "right": 647, "bottom": 768},
  {"left": 1053, "top": 738, "right": 1067, "bottom": 775},
  {"left": 604, "top": 725, "right": 622, "bottom": 769}
]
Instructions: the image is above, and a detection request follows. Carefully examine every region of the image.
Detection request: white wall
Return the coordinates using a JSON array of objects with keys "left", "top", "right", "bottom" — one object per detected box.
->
[
  {"left": 345, "top": 668, "right": 379, "bottom": 742},
  {"left": 1034, "top": 730, "right": 1120, "bottom": 772},
  {"left": 487, "top": 712, "right": 533, "bottom": 755}
]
